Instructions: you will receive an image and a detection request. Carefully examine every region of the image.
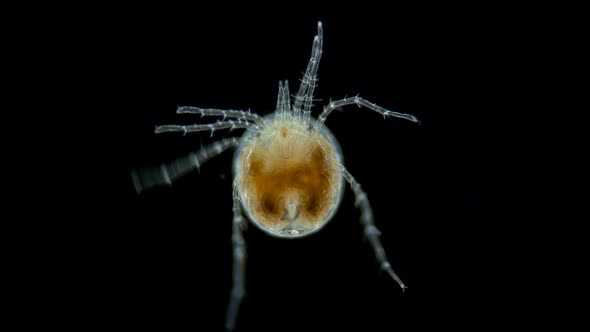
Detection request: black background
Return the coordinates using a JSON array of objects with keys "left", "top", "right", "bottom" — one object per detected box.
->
[{"left": 1, "top": 4, "right": 589, "bottom": 332}]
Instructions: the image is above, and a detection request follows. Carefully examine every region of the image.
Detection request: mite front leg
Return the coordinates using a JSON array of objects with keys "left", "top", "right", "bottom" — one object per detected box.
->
[
  {"left": 317, "top": 96, "right": 419, "bottom": 125},
  {"left": 225, "top": 186, "right": 247, "bottom": 331},
  {"left": 175, "top": 106, "right": 263, "bottom": 124},
  {"left": 155, "top": 120, "right": 258, "bottom": 136},
  {"left": 341, "top": 167, "right": 407, "bottom": 291},
  {"left": 293, "top": 21, "right": 323, "bottom": 117}
]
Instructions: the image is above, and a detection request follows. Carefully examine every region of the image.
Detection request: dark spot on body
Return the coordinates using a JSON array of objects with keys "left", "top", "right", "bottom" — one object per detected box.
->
[{"left": 262, "top": 195, "right": 276, "bottom": 214}]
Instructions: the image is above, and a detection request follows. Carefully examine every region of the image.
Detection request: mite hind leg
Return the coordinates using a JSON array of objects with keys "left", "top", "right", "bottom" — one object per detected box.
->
[
  {"left": 131, "top": 137, "right": 240, "bottom": 193},
  {"left": 225, "top": 186, "right": 247, "bottom": 331},
  {"left": 341, "top": 167, "right": 407, "bottom": 291}
]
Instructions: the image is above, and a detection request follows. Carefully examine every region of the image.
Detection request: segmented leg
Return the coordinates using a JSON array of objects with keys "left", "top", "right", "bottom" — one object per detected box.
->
[
  {"left": 317, "top": 96, "right": 419, "bottom": 126},
  {"left": 225, "top": 185, "right": 247, "bottom": 331},
  {"left": 293, "top": 21, "right": 323, "bottom": 117},
  {"left": 341, "top": 167, "right": 407, "bottom": 291},
  {"left": 175, "top": 106, "right": 263, "bottom": 123},
  {"left": 155, "top": 119, "right": 259, "bottom": 136},
  {"left": 131, "top": 138, "right": 240, "bottom": 193}
]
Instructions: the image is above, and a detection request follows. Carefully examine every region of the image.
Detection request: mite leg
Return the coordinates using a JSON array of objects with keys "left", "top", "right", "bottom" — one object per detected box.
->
[
  {"left": 175, "top": 106, "right": 263, "bottom": 123},
  {"left": 157, "top": 107, "right": 264, "bottom": 136},
  {"left": 341, "top": 167, "right": 407, "bottom": 291},
  {"left": 225, "top": 186, "right": 247, "bottom": 331},
  {"left": 155, "top": 120, "right": 259, "bottom": 136},
  {"left": 293, "top": 21, "right": 323, "bottom": 116},
  {"left": 317, "top": 96, "right": 419, "bottom": 125},
  {"left": 131, "top": 137, "right": 240, "bottom": 193}
]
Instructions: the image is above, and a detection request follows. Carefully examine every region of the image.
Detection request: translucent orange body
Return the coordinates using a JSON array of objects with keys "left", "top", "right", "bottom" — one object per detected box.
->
[{"left": 233, "top": 115, "right": 344, "bottom": 238}]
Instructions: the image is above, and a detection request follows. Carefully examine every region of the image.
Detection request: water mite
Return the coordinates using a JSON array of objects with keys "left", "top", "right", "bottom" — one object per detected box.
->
[{"left": 132, "top": 21, "right": 418, "bottom": 331}]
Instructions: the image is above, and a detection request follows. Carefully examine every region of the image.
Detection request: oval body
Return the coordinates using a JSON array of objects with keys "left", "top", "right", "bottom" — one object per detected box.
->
[{"left": 233, "top": 114, "right": 344, "bottom": 238}]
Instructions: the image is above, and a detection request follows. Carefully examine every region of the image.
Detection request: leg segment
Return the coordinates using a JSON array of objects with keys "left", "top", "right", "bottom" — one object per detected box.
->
[
  {"left": 341, "top": 167, "right": 407, "bottom": 291},
  {"left": 293, "top": 21, "right": 323, "bottom": 117},
  {"left": 131, "top": 138, "right": 240, "bottom": 193},
  {"left": 155, "top": 120, "right": 259, "bottom": 136},
  {"left": 317, "top": 96, "right": 419, "bottom": 125},
  {"left": 175, "top": 106, "right": 263, "bottom": 123},
  {"left": 225, "top": 186, "right": 247, "bottom": 331}
]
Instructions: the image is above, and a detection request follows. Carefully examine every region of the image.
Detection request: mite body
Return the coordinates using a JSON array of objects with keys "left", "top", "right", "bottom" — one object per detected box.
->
[
  {"left": 234, "top": 113, "right": 344, "bottom": 238},
  {"left": 132, "top": 21, "right": 418, "bottom": 331}
]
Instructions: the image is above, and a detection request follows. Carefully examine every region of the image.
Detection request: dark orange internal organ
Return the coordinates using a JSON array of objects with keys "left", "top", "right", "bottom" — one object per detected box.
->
[{"left": 243, "top": 140, "right": 335, "bottom": 225}]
